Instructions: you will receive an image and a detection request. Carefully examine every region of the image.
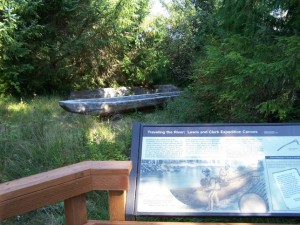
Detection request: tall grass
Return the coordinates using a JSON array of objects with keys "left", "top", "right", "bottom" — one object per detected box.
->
[
  {"left": 1, "top": 97, "right": 126, "bottom": 180},
  {"left": 0, "top": 95, "right": 166, "bottom": 224},
  {"left": 2, "top": 96, "right": 299, "bottom": 224}
]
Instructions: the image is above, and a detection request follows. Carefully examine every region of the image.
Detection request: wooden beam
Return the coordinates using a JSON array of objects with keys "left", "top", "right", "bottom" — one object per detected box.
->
[
  {"left": 91, "top": 161, "right": 132, "bottom": 175},
  {"left": 92, "top": 175, "right": 129, "bottom": 191},
  {"left": 0, "top": 176, "right": 91, "bottom": 220},
  {"left": 0, "top": 161, "right": 91, "bottom": 202},
  {"left": 65, "top": 194, "right": 87, "bottom": 225},
  {"left": 109, "top": 191, "right": 126, "bottom": 221},
  {"left": 91, "top": 161, "right": 131, "bottom": 191}
]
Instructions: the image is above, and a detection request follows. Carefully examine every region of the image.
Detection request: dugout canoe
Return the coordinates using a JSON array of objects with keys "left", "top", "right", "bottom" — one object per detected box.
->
[
  {"left": 170, "top": 174, "right": 253, "bottom": 208},
  {"left": 59, "top": 91, "right": 181, "bottom": 115}
]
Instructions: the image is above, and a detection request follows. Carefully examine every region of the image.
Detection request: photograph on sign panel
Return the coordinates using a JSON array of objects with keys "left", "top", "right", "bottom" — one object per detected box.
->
[{"left": 137, "top": 159, "right": 267, "bottom": 214}]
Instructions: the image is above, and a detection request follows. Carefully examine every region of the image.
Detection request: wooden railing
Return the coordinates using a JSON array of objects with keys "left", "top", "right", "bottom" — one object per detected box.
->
[
  {"left": 0, "top": 161, "right": 131, "bottom": 225},
  {"left": 0, "top": 161, "right": 298, "bottom": 225}
]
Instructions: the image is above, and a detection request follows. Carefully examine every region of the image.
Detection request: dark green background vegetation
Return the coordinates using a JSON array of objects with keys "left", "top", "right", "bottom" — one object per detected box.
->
[
  {"left": 1, "top": 0, "right": 299, "bottom": 122},
  {"left": 0, "top": 0, "right": 300, "bottom": 224}
]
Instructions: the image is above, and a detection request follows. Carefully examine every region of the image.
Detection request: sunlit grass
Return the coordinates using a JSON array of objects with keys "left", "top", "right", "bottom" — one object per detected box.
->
[
  {"left": 0, "top": 97, "right": 167, "bottom": 224},
  {"left": 7, "top": 100, "right": 28, "bottom": 112},
  {"left": 87, "top": 123, "right": 116, "bottom": 143},
  {"left": 0, "top": 95, "right": 172, "bottom": 224},
  {"left": 0, "top": 95, "right": 141, "bottom": 224},
  {"left": 1, "top": 96, "right": 300, "bottom": 224}
]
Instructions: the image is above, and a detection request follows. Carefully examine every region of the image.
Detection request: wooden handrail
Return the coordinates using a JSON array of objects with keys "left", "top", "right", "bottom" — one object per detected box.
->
[{"left": 0, "top": 161, "right": 132, "bottom": 224}]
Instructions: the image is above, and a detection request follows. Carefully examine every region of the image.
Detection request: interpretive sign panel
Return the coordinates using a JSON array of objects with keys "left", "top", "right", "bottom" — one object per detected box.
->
[{"left": 126, "top": 123, "right": 300, "bottom": 218}]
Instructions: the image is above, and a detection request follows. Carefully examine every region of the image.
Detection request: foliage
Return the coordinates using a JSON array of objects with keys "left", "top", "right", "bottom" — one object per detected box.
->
[
  {"left": 162, "top": 0, "right": 218, "bottom": 84},
  {"left": 120, "top": 15, "right": 171, "bottom": 86},
  {"left": 166, "top": 0, "right": 300, "bottom": 123},
  {"left": 163, "top": 1, "right": 196, "bottom": 83},
  {"left": 190, "top": 35, "right": 300, "bottom": 122},
  {"left": 164, "top": 87, "right": 204, "bottom": 122},
  {"left": 0, "top": 0, "right": 171, "bottom": 96},
  {"left": 0, "top": 1, "right": 36, "bottom": 95}
]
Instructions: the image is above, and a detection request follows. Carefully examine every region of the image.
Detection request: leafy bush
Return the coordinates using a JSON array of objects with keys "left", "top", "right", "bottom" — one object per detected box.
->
[
  {"left": 180, "top": 34, "right": 300, "bottom": 123},
  {"left": 163, "top": 0, "right": 300, "bottom": 123},
  {"left": 0, "top": 0, "right": 171, "bottom": 96},
  {"left": 164, "top": 87, "right": 204, "bottom": 123}
]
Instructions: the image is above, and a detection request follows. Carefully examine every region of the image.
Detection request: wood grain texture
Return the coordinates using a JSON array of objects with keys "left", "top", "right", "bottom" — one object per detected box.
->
[
  {"left": 109, "top": 191, "right": 126, "bottom": 221},
  {"left": 92, "top": 175, "right": 129, "bottom": 190},
  {"left": 91, "top": 161, "right": 132, "bottom": 175},
  {"left": 0, "top": 161, "right": 91, "bottom": 201},
  {"left": 0, "top": 176, "right": 91, "bottom": 220},
  {"left": 65, "top": 194, "right": 87, "bottom": 225},
  {"left": 0, "top": 161, "right": 132, "bottom": 220},
  {"left": 59, "top": 92, "right": 181, "bottom": 115}
]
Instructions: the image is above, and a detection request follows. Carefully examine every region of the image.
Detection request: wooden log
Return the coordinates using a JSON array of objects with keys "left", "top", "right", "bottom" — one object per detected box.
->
[
  {"left": 59, "top": 92, "right": 181, "bottom": 115},
  {"left": 69, "top": 85, "right": 180, "bottom": 99}
]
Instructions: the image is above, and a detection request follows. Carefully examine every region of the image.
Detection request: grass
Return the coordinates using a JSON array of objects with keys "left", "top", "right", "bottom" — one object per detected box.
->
[
  {"left": 1, "top": 96, "right": 300, "bottom": 224},
  {"left": 0, "top": 95, "right": 168, "bottom": 224}
]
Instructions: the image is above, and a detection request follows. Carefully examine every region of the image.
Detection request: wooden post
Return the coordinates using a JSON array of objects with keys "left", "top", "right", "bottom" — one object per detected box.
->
[
  {"left": 109, "top": 190, "right": 126, "bottom": 221},
  {"left": 64, "top": 194, "right": 87, "bottom": 225}
]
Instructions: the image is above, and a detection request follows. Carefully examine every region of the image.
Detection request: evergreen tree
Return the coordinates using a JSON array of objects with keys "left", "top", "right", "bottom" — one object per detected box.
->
[
  {"left": 167, "top": 0, "right": 300, "bottom": 122},
  {"left": 0, "top": 0, "right": 170, "bottom": 96}
]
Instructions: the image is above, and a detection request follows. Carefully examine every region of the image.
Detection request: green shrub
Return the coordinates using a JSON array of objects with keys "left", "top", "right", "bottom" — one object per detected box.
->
[{"left": 171, "top": 35, "right": 300, "bottom": 123}]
